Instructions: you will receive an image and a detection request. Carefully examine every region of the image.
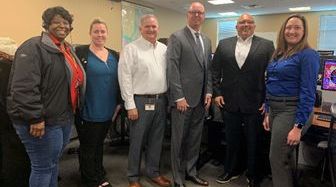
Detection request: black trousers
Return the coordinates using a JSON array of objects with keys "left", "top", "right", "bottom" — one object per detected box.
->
[
  {"left": 75, "top": 120, "right": 111, "bottom": 187},
  {"left": 222, "top": 110, "right": 264, "bottom": 181},
  {"left": 0, "top": 115, "right": 30, "bottom": 187}
]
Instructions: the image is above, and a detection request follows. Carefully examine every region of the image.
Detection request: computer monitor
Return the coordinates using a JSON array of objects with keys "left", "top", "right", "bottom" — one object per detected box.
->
[
  {"left": 318, "top": 50, "right": 334, "bottom": 56},
  {"left": 317, "top": 55, "right": 336, "bottom": 85},
  {"left": 321, "top": 58, "right": 336, "bottom": 91}
]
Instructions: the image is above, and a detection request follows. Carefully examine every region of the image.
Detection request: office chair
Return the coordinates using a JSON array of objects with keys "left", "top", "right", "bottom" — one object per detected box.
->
[
  {"left": 317, "top": 103, "right": 336, "bottom": 185},
  {"left": 328, "top": 103, "right": 336, "bottom": 187}
]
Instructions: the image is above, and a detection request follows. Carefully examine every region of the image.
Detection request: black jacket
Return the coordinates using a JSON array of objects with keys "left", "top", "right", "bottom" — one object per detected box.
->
[
  {"left": 7, "top": 32, "right": 86, "bottom": 124},
  {"left": 75, "top": 45, "right": 122, "bottom": 105},
  {"left": 212, "top": 36, "right": 274, "bottom": 113},
  {"left": 0, "top": 56, "right": 12, "bottom": 131}
]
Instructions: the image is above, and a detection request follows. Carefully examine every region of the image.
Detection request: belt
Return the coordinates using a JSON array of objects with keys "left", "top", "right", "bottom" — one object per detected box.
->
[
  {"left": 266, "top": 98, "right": 299, "bottom": 103},
  {"left": 134, "top": 93, "right": 166, "bottom": 99}
]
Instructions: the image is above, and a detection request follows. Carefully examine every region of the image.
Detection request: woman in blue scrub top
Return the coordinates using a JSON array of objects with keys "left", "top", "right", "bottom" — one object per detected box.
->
[
  {"left": 263, "top": 14, "right": 319, "bottom": 187},
  {"left": 75, "top": 18, "right": 121, "bottom": 187}
]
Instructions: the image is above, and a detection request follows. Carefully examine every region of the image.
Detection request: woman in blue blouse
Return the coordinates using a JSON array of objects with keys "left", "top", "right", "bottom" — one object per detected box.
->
[
  {"left": 263, "top": 14, "right": 319, "bottom": 187},
  {"left": 75, "top": 18, "right": 120, "bottom": 187}
]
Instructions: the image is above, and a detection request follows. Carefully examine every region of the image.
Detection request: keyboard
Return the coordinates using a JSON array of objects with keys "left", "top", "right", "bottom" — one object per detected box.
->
[{"left": 317, "top": 114, "right": 332, "bottom": 122}]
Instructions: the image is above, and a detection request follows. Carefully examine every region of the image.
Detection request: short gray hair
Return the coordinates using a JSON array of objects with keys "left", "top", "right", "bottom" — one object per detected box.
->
[{"left": 140, "top": 14, "right": 158, "bottom": 26}]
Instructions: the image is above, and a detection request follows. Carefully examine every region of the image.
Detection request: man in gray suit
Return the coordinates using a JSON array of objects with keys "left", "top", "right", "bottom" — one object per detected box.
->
[
  {"left": 212, "top": 14, "right": 274, "bottom": 187},
  {"left": 167, "top": 2, "right": 212, "bottom": 187}
]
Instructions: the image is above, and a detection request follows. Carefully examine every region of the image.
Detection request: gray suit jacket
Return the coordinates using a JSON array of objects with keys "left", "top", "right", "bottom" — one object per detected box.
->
[{"left": 167, "top": 26, "right": 212, "bottom": 107}]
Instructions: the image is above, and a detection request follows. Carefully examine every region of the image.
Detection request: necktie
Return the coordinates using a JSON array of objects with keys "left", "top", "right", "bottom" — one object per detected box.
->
[
  {"left": 195, "top": 32, "right": 205, "bottom": 66},
  {"left": 195, "top": 32, "right": 203, "bottom": 54}
]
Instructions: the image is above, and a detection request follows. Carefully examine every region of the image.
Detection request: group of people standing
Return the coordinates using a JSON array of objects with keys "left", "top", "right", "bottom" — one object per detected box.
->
[{"left": 1, "top": 1, "right": 320, "bottom": 187}]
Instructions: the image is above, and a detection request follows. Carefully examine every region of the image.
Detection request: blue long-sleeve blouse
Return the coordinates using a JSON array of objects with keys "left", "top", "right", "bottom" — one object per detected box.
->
[{"left": 266, "top": 48, "right": 320, "bottom": 124}]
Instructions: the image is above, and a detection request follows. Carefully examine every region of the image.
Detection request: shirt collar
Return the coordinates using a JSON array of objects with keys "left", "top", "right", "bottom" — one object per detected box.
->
[
  {"left": 48, "top": 33, "right": 71, "bottom": 53},
  {"left": 49, "top": 33, "right": 62, "bottom": 46},
  {"left": 187, "top": 25, "right": 201, "bottom": 35},
  {"left": 237, "top": 35, "right": 254, "bottom": 42},
  {"left": 140, "top": 36, "right": 158, "bottom": 47}
]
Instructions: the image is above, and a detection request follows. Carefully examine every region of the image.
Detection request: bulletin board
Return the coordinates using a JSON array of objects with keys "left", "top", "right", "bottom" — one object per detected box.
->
[{"left": 121, "top": 1, "right": 154, "bottom": 46}]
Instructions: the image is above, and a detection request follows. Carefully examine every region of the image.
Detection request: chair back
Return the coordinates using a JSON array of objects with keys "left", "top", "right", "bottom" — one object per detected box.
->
[{"left": 328, "top": 103, "right": 336, "bottom": 187}]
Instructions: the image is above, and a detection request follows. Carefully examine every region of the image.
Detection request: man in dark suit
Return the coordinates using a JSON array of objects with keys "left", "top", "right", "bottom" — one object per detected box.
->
[
  {"left": 212, "top": 14, "right": 274, "bottom": 187},
  {"left": 167, "top": 2, "right": 212, "bottom": 187}
]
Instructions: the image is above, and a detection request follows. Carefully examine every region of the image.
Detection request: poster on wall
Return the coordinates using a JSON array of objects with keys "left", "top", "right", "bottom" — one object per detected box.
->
[{"left": 121, "top": 1, "right": 154, "bottom": 46}]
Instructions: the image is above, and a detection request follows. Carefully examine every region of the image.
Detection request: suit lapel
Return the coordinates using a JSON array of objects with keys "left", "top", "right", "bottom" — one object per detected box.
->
[
  {"left": 241, "top": 36, "right": 260, "bottom": 70},
  {"left": 231, "top": 37, "right": 241, "bottom": 71},
  {"left": 184, "top": 27, "right": 204, "bottom": 67}
]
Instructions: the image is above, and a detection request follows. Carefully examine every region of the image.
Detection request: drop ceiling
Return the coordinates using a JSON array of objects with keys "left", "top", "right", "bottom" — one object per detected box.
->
[{"left": 139, "top": 0, "right": 336, "bottom": 18}]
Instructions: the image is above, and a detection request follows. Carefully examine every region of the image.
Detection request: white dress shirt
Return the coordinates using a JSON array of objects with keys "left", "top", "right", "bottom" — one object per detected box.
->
[
  {"left": 235, "top": 35, "right": 253, "bottom": 69},
  {"left": 118, "top": 37, "right": 167, "bottom": 110}
]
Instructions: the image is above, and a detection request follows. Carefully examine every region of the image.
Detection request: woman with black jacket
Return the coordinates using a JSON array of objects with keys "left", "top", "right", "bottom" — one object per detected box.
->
[
  {"left": 75, "top": 18, "right": 121, "bottom": 187},
  {"left": 7, "top": 7, "right": 86, "bottom": 187}
]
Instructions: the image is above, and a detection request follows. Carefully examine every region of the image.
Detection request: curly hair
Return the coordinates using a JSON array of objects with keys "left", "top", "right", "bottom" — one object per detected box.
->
[{"left": 42, "top": 6, "right": 73, "bottom": 30}]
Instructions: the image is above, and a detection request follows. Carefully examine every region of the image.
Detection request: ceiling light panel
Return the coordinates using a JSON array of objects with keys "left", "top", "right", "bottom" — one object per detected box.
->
[
  {"left": 208, "top": 0, "right": 234, "bottom": 5},
  {"left": 289, "top": 6, "right": 311, "bottom": 11},
  {"left": 218, "top": 12, "right": 238, "bottom": 16}
]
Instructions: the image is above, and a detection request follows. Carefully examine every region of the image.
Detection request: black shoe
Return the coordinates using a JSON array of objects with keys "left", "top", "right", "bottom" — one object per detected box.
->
[
  {"left": 216, "top": 173, "right": 240, "bottom": 184},
  {"left": 185, "top": 175, "right": 209, "bottom": 186},
  {"left": 247, "top": 178, "right": 260, "bottom": 187},
  {"left": 173, "top": 182, "right": 185, "bottom": 187}
]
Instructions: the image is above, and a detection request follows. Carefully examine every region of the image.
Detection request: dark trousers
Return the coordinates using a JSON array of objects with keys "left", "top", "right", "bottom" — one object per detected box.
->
[
  {"left": 1, "top": 130, "right": 30, "bottom": 187},
  {"left": 75, "top": 120, "right": 111, "bottom": 187},
  {"left": 222, "top": 110, "right": 263, "bottom": 181}
]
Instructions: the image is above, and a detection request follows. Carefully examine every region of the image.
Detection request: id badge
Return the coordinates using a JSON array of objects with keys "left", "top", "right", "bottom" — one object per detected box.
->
[
  {"left": 145, "top": 98, "right": 155, "bottom": 111},
  {"left": 145, "top": 104, "right": 155, "bottom": 111}
]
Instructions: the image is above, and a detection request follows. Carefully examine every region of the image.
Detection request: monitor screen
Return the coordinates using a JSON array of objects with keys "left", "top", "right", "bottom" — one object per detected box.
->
[
  {"left": 317, "top": 56, "right": 336, "bottom": 85},
  {"left": 321, "top": 59, "right": 336, "bottom": 91},
  {"left": 318, "top": 50, "right": 334, "bottom": 56}
]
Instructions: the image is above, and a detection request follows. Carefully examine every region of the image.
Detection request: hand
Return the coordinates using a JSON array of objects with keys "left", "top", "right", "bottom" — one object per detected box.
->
[
  {"left": 259, "top": 103, "right": 265, "bottom": 115},
  {"left": 204, "top": 94, "right": 212, "bottom": 111},
  {"left": 30, "top": 121, "right": 45, "bottom": 138},
  {"left": 214, "top": 96, "right": 225, "bottom": 108},
  {"left": 127, "top": 108, "right": 139, "bottom": 121},
  {"left": 287, "top": 127, "right": 302, "bottom": 146},
  {"left": 176, "top": 99, "right": 189, "bottom": 112},
  {"left": 263, "top": 113, "right": 270, "bottom": 131}
]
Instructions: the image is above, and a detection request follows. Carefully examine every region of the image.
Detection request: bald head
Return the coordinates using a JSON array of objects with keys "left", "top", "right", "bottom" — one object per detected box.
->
[{"left": 236, "top": 13, "right": 256, "bottom": 40}]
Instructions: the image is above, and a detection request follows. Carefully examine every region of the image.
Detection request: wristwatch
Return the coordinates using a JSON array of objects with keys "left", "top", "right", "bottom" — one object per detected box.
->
[{"left": 294, "top": 123, "right": 304, "bottom": 129}]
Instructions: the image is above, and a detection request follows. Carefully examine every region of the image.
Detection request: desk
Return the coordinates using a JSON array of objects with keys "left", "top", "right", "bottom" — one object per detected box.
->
[{"left": 312, "top": 105, "right": 331, "bottom": 129}]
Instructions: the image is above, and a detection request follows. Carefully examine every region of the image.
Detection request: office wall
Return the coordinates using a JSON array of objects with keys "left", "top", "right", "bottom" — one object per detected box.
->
[
  {"left": 1, "top": 0, "right": 122, "bottom": 50},
  {"left": 0, "top": 0, "right": 186, "bottom": 51},
  {"left": 203, "top": 11, "right": 336, "bottom": 52}
]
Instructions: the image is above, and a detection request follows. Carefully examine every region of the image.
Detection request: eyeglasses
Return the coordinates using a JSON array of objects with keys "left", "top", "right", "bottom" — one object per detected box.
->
[
  {"left": 237, "top": 20, "right": 255, "bottom": 25},
  {"left": 188, "top": 11, "right": 205, "bottom": 16}
]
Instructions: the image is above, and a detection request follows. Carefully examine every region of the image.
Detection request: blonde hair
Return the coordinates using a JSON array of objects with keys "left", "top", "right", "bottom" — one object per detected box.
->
[
  {"left": 89, "top": 18, "right": 108, "bottom": 32},
  {"left": 272, "top": 14, "right": 310, "bottom": 60}
]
